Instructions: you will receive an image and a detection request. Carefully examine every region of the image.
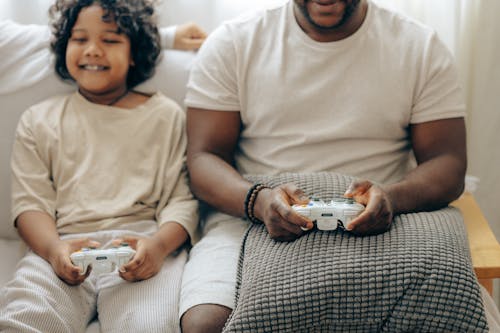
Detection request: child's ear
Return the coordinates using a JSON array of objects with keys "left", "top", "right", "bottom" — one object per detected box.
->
[{"left": 130, "top": 59, "right": 135, "bottom": 66}]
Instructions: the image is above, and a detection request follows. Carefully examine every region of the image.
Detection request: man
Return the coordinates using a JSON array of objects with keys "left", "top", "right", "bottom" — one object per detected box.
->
[{"left": 180, "top": 0, "right": 467, "bottom": 332}]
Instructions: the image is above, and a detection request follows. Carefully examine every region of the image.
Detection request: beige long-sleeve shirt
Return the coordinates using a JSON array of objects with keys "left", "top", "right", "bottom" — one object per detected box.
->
[{"left": 11, "top": 92, "right": 199, "bottom": 243}]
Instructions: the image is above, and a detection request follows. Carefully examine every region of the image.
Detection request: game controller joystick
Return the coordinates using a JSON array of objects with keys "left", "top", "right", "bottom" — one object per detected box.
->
[
  {"left": 70, "top": 243, "right": 136, "bottom": 275},
  {"left": 293, "top": 198, "right": 365, "bottom": 231}
]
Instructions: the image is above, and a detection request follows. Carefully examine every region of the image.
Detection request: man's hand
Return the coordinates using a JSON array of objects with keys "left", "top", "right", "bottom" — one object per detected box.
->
[
  {"left": 174, "top": 22, "right": 207, "bottom": 51},
  {"left": 47, "top": 238, "right": 100, "bottom": 286},
  {"left": 344, "top": 180, "right": 393, "bottom": 235},
  {"left": 253, "top": 183, "right": 313, "bottom": 242},
  {"left": 113, "top": 236, "right": 165, "bottom": 282}
]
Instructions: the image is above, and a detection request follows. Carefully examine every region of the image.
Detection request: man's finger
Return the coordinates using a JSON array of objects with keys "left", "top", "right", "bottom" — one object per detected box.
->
[
  {"left": 345, "top": 180, "right": 372, "bottom": 198},
  {"left": 282, "top": 183, "right": 309, "bottom": 205},
  {"left": 272, "top": 199, "right": 312, "bottom": 230}
]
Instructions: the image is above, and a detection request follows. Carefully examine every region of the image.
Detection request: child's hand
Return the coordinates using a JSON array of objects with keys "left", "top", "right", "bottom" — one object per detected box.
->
[
  {"left": 173, "top": 22, "right": 207, "bottom": 51},
  {"left": 47, "top": 238, "right": 101, "bottom": 285},
  {"left": 113, "top": 237, "right": 165, "bottom": 282}
]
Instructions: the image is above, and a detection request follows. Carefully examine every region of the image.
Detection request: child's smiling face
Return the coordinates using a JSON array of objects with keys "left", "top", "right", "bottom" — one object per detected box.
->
[{"left": 66, "top": 4, "right": 133, "bottom": 99}]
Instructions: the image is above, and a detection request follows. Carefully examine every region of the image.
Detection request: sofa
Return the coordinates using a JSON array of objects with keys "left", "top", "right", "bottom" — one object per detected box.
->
[{"left": 2, "top": 2, "right": 500, "bottom": 332}]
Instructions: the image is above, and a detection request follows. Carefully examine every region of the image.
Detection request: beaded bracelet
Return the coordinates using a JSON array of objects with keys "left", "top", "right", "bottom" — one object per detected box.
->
[{"left": 244, "top": 183, "right": 270, "bottom": 224}]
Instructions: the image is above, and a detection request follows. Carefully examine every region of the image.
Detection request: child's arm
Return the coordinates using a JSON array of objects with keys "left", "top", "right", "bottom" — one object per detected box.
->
[
  {"left": 116, "top": 222, "right": 188, "bottom": 282},
  {"left": 115, "top": 108, "right": 199, "bottom": 282},
  {"left": 11, "top": 109, "right": 100, "bottom": 285},
  {"left": 116, "top": 167, "right": 198, "bottom": 282},
  {"left": 16, "top": 211, "right": 100, "bottom": 285}
]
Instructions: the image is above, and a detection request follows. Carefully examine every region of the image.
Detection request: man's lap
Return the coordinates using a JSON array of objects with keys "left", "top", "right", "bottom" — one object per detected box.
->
[{"left": 179, "top": 212, "right": 248, "bottom": 316}]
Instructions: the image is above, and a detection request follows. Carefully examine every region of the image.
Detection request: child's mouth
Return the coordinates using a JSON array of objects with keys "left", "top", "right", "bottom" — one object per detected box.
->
[{"left": 80, "top": 64, "right": 108, "bottom": 71}]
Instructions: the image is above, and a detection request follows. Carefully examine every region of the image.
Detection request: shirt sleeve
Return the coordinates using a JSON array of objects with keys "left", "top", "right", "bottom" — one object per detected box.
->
[
  {"left": 159, "top": 25, "right": 177, "bottom": 50},
  {"left": 184, "top": 23, "right": 240, "bottom": 111},
  {"left": 0, "top": 20, "right": 53, "bottom": 94},
  {"left": 11, "top": 109, "right": 57, "bottom": 225},
  {"left": 410, "top": 31, "right": 466, "bottom": 124},
  {"left": 155, "top": 109, "right": 200, "bottom": 244}
]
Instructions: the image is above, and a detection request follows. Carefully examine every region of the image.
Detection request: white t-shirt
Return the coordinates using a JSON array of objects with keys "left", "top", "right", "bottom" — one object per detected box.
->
[
  {"left": 185, "top": 0, "right": 465, "bottom": 184},
  {"left": 11, "top": 92, "right": 199, "bottom": 243}
]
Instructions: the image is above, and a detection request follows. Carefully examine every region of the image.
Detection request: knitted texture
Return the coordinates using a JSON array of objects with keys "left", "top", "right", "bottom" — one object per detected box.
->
[{"left": 223, "top": 172, "right": 488, "bottom": 333}]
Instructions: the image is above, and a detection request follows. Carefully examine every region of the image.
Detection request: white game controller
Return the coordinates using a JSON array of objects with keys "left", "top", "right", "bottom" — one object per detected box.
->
[
  {"left": 70, "top": 243, "right": 136, "bottom": 275},
  {"left": 292, "top": 198, "right": 365, "bottom": 231}
]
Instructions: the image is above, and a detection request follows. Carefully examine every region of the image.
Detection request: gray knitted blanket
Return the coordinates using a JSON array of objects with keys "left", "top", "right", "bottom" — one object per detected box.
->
[{"left": 222, "top": 172, "right": 488, "bottom": 333}]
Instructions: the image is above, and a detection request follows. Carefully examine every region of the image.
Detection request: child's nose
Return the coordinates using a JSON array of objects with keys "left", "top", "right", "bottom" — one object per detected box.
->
[{"left": 84, "top": 42, "right": 103, "bottom": 57}]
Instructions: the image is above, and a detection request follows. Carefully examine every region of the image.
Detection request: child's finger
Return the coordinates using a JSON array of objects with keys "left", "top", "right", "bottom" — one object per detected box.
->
[
  {"left": 70, "top": 238, "right": 100, "bottom": 251},
  {"left": 116, "top": 236, "right": 139, "bottom": 249},
  {"left": 120, "top": 246, "right": 144, "bottom": 274},
  {"left": 111, "top": 238, "right": 124, "bottom": 247},
  {"left": 60, "top": 257, "right": 90, "bottom": 285}
]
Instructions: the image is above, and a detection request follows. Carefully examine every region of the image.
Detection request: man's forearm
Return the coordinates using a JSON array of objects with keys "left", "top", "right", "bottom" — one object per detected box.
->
[
  {"left": 384, "top": 154, "right": 465, "bottom": 214},
  {"left": 188, "top": 151, "right": 251, "bottom": 218}
]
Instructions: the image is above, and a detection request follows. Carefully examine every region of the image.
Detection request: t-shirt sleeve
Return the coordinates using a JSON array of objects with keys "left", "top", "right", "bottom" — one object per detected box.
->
[
  {"left": 156, "top": 110, "right": 200, "bottom": 244},
  {"left": 11, "top": 109, "right": 57, "bottom": 225},
  {"left": 184, "top": 23, "right": 240, "bottom": 111},
  {"left": 411, "top": 32, "right": 466, "bottom": 124}
]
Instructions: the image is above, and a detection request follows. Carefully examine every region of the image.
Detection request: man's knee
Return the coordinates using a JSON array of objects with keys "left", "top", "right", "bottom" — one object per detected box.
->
[{"left": 181, "top": 304, "right": 232, "bottom": 333}]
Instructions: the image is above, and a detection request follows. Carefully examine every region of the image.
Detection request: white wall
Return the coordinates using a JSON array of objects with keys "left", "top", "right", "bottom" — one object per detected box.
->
[{"left": 0, "top": 0, "right": 287, "bottom": 31}]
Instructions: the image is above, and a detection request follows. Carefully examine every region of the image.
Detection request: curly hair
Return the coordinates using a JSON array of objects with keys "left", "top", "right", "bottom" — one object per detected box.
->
[{"left": 49, "top": 0, "right": 161, "bottom": 88}]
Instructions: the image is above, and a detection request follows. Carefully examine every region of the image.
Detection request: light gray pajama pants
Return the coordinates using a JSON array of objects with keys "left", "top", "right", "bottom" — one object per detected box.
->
[{"left": 0, "top": 223, "right": 186, "bottom": 333}]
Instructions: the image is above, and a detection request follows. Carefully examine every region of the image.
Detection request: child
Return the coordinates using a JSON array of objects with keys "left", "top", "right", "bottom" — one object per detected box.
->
[{"left": 0, "top": 1, "right": 198, "bottom": 332}]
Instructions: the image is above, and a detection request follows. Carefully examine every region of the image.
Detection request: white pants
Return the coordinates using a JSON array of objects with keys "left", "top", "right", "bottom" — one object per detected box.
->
[
  {"left": 179, "top": 212, "right": 248, "bottom": 315},
  {"left": 0, "top": 223, "right": 186, "bottom": 333}
]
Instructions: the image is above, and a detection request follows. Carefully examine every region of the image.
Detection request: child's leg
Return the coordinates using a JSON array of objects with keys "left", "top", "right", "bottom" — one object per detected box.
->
[
  {"left": 0, "top": 251, "right": 96, "bottom": 333},
  {"left": 97, "top": 248, "right": 187, "bottom": 333}
]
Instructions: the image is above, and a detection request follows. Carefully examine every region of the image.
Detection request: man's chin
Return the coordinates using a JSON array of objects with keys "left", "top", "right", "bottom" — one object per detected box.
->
[
  {"left": 301, "top": 0, "right": 361, "bottom": 30},
  {"left": 308, "top": 17, "right": 344, "bottom": 30}
]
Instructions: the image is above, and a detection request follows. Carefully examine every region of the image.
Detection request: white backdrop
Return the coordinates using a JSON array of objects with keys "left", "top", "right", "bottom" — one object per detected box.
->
[{"left": 1, "top": 0, "right": 499, "bottom": 302}]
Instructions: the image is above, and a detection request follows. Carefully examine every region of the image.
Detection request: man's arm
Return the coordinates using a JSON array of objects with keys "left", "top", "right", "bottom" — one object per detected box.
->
[
  {"left": 187, "top": 108, "right": 313, "bottom": 241},
  {"left": 346, "top": 117, "right": 466, "bottom": 235},
  {"left": 186, "top": 108, "right": 248, "bottom": 217},
  {"left": 387, "top": 117, "right": 467, "bottom": 212}
]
